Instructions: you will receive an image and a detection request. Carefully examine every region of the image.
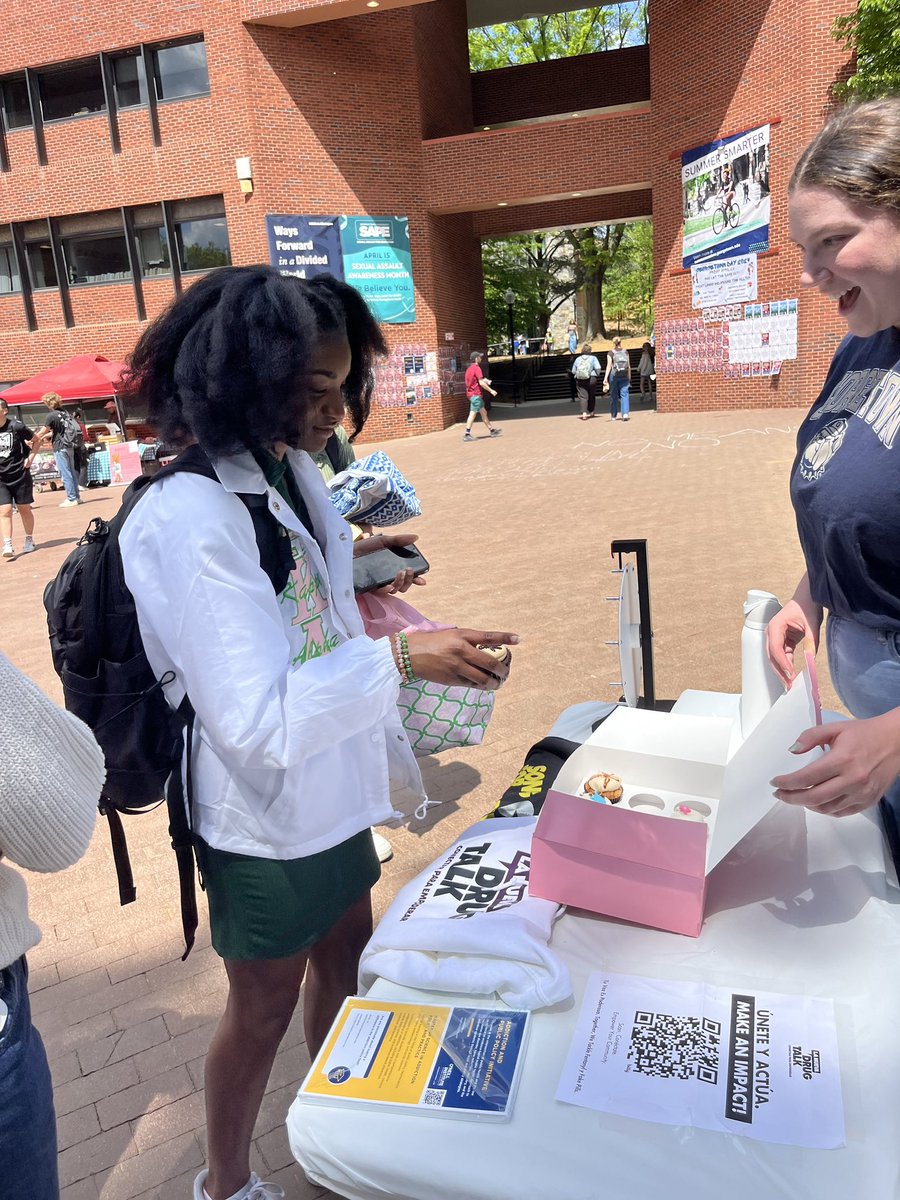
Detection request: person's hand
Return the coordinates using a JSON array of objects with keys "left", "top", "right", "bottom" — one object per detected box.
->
[
  {"left": 405, "top": 629, "right": 519, "bottom": 690},
  {"left": 766, "top": 597, "right": 822, "bottom": 687},
  {"left": 353, "top": 531, "right": 426, "bottom": 594},
  {"left": 771, "top": 709, "right": 900, "bottom": 817}
]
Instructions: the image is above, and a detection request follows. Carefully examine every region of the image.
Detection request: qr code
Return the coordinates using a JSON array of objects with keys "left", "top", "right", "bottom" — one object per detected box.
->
[
  {"left": 626, "top": 1011, "right": 721, "bottom": 1084},
  {"left": 422, "top": 1088, "right": 447, "bottom": 1107}
]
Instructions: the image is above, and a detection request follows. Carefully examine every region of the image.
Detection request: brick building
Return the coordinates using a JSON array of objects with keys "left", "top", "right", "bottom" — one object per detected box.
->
[{"left": 0, "top": 0, "right": 852, "bottom": 440}]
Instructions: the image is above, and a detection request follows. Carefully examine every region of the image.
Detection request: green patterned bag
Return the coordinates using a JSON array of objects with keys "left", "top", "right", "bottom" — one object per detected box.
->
[{"left": 357, "top": 591, "right": 496, "bottom": 756}]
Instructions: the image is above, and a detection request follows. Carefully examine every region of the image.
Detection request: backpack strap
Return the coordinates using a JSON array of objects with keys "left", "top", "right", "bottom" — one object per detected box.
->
[{"left": 324, "top": 431, "right": 343, "bottom": 474}]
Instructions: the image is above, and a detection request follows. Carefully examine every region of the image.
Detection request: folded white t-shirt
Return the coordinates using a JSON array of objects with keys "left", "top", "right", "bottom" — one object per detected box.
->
[{"left": 358, "top": 817, "right": 572, "bottom": 1010}]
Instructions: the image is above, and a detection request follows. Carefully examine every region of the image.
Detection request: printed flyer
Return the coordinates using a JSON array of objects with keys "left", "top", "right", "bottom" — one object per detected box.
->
[
  {"left": 557, "top": 973, "right": 844, "bottom": 1148},
  {"left": 298, "top": 997, "right": 529, "bottom": 1119}
]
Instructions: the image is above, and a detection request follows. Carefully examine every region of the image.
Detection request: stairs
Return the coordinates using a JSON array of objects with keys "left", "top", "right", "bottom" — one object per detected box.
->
[
  {"left": 525, "top": 350, "right": 580, "bottom": 403},
  {"left": 522, "top": 352, "right": 578, "bottom": 404}
]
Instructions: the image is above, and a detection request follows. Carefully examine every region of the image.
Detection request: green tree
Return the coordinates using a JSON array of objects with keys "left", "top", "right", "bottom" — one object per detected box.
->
[
  {"left": 600, "top": 219, "right": 653, "bottom": 335},
  {"left": 481, "top": 233, "right": 574, "bottom": 343},
  {"left": 469, "top": 2, "right": 648, "bottom": 72},
  {"left": 832, "top": 0, "right": 900, "bottom": 99}
]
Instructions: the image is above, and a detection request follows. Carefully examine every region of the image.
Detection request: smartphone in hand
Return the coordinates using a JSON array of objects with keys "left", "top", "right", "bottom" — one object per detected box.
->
[{"left": 353, "top": 545, "right": 430, "bottom": 594}]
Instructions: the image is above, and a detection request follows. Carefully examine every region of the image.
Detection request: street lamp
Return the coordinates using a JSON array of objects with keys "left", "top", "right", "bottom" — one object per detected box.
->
[{"left": 505, "top": 288, "right": 516, "bottom": 360}]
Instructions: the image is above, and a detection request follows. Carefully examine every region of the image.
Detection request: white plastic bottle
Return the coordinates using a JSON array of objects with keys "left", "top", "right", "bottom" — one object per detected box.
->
[{"left": 739, "top": 589, "right": 784, "bottom": 739}]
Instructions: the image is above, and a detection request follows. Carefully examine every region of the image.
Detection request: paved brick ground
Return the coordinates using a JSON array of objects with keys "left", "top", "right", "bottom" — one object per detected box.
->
[{"left": 2, "top": 399, "right": 840, "bottom": 1199}]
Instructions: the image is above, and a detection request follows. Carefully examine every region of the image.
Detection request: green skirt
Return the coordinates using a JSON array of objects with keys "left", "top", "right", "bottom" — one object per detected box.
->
[{"left": 194, "top": 828, "right": 380, "bottom": 961}]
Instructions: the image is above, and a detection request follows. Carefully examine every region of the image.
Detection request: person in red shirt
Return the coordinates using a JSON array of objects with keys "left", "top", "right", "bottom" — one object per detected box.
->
[{"left": 463, "top": 351, "right": 502, "bottom": 442}]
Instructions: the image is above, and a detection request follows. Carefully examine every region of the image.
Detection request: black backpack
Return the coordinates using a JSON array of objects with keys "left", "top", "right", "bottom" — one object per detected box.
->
[{"left": 44, "top": 445, "right": 294, "bottom": 958}]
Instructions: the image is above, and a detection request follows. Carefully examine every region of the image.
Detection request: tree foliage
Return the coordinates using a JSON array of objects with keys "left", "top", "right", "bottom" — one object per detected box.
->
[
  {"left": 481, "top": 220, "right": 653, "bottom": 343},
  {"left": 481, "top": 233, "right": 573, "bottom": 342},
  {"left": 832, "top": 0, "right": 900, "bottom": 100},
  {"left": 469, "top": 2, "right": 648, "bottom": 72}
]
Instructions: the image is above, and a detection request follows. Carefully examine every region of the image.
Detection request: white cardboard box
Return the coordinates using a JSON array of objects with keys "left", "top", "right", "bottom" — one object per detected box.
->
[{"left": 530, "top": 673, "right": 821, "bottom": 936}]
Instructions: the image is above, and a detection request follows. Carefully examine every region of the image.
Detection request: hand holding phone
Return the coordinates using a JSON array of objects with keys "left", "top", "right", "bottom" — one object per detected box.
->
[{"left": 352, "top": 536, "right": 429, "bottom": 594}]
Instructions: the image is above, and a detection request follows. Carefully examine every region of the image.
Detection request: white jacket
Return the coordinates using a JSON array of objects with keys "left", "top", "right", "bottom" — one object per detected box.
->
[{"left": 120, "top": 448, "right": 424, "bottom": 859}]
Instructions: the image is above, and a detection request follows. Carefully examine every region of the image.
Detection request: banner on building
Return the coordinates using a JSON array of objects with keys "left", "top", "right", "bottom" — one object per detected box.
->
[
  {"left": 681, "top": 124, "right": 771, "bottom": 269},
  {"left": 265, "top": 215, "right": 344, "bottom": 281},
  {"left": 339, "top": 216, "right": 416, "bottom": 324},
  {"left": 691, "top": 254, "right": 758, "bottom": 309}
]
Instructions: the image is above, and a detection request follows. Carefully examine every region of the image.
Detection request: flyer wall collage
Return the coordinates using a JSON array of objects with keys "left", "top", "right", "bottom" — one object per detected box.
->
[{"left": 0, "top": 0, "right": 852, "bottom": 439}]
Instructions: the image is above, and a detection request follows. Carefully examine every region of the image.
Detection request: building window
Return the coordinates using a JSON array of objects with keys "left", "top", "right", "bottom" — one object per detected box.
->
[
  {"left": 112, "top": 51, "right": 146, "bottom": 109},
  {"left": 26, "top": 242, "right": 58, "bottom": 289},
  {"left": 1, "top": 75, "right": 32, "bottom": 131},
  {"left": 0, "top": 245, "right": 21, "bottom": 294},
  {"left": 153, "top": 38, "right": 210, "bottom": 101},
  {"left": 177, "top": 217, "right": 231, "bottom": 272},
  {"left": 39, "top": 59, "right": 106, "bottom": 122},
  {"left": 63, "top": 230, "right": 130, "bottom": 285},
  {"left": 136, "top": 225, "right": 171, "bottom": 275}
]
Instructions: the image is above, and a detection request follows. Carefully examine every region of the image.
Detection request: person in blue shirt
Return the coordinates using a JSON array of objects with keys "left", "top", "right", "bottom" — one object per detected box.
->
[{"left": 766, "top": 98, "right": 900, "bottom": 822}]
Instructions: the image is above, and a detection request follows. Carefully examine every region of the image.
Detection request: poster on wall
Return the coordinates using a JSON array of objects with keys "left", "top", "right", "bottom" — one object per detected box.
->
[
  {"left": 339, "top": 216, "right": 416, "bottom": 324},
  {"left": 691, "top": 254, "right": 758, "bottom": 309},
  {"left": 265, "top": 215, "right": 344, "bottom": 280},
  {"left": 681, "top": 124, "right": 771, "bottom": 269}
]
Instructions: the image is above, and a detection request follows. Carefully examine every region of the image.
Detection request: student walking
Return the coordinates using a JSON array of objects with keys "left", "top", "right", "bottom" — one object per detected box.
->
[
  {"left": 464, "top": 351, "right": 502, "bottom": 441},
  {"left": 32, "top": 393, "right": 83, "bottom": 506},
  {"left": 0, "top": 399, "right": 37, "bottom": 559},
  {"left": 605, "top": 337, "right": 632, "bottom": 420},
  {"left": 571, "top": 344, "right": 601, "bottom": 420}
]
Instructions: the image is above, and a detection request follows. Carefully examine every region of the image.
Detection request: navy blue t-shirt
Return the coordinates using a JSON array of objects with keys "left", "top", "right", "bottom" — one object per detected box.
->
[{"left": 791, "top": 325, "right": 900, "bottom": 630}]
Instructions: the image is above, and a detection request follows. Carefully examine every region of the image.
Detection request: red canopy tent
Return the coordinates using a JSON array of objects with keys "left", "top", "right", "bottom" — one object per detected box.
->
[{"left": 0, "top": 354, "right": 126, "bottom": 405}]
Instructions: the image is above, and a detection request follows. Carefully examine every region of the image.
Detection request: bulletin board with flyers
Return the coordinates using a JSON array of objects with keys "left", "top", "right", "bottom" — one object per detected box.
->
[{"left": 657, "top": 298, "right": 798, "bottom": 380}]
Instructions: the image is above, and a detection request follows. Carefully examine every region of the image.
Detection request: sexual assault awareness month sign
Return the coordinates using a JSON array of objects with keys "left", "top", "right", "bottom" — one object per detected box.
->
[
  {"left": 265, "top": 214, "right": 416, "bottom": 324},
  {"left": 557, "top": 973, "right": 844, "bottom": 1148},
  {"left": 339, "top": 216, "right": 416, "bottom": 324},
  {"left": 265, "top": 216, "right": 344, "bottom": 281}
]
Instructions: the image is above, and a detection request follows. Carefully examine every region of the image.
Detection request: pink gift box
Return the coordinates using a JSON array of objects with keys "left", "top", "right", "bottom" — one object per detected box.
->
[{"left": 530, "top": 672, "right": 821, "bottom": 937}]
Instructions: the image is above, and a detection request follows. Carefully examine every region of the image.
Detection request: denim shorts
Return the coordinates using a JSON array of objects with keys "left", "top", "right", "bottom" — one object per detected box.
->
[
  {"left": 0, "top": 956, "right": 59, "bottom": 1198},
  {"left": 826, "top": 613, "right": 900, "bottom": 816}
]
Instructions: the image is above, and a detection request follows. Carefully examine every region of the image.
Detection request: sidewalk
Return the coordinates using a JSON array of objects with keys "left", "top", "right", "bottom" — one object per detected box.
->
[{"left": 3, "top": 401, "right": 834, "bottom": 1198}]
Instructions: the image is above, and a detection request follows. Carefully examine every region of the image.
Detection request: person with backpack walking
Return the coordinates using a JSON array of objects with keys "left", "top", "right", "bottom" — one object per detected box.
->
[
  {"left": 115, "top": 266, "right": 518, "bottom": 1200},
  {"left": 570, "top": 343, "right": 601, "bottom": 420},
  {"left": 604, "top": 337, "right": 632, "bottom": 421},
  {"left": 32, "top": 392, "right": 83, "bottom": 506},
  {"left": 638, "top": 341, "right": 655, "bottom": 398},
  {"left": 0, "top": 398, "right": 38, "bottom": 559},
  {"left": 0, "top": 652, "right": 104, "bottom": 1200}
]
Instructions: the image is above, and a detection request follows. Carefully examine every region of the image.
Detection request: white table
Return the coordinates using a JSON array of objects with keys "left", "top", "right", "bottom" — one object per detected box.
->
[{"left": 288, "top": 802, "right": 900, "bottom": 1200}]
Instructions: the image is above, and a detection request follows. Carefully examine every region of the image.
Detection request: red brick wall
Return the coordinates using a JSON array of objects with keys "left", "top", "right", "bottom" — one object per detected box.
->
[
  {"left": 412, "top": 0, "right": 473, "bottom": 140},
  {"left": 473, "top": 189, "right": 652, "bottom": 238},
  {"left": 423, "top": 109, "right": 653, "bottom": 213},
  {"left": 650, "top": 0, "right": 853, "bottom": 414},
  {"left": 472, "top": 44, "right": 650, "bottom": 128}
]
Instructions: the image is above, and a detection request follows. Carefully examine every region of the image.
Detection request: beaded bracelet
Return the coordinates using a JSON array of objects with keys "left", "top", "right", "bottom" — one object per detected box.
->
[{"left": 392, "top": 632, "right": 415, "bottom": 684}]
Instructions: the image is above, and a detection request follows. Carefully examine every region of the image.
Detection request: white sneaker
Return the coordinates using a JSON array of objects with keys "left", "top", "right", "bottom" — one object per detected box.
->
[
  {"left": 22, "top": 537, "right": 35, "bottom": 553},
  {"left": 59, "top": 498, "right": 81, "bottom": 508},
  {"left": 371, "top": 828, "right": 393, "bottom": 863},
  {"left": 2, "top": 541, "right": 13, "bottom": 560},
  {"left": 193, "top": 1170, "right": 285, "bottom": 1200}
]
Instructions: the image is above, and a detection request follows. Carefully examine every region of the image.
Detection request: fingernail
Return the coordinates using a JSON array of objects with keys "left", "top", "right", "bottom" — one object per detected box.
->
[
  {"left": 788, "top": 740, "right": 803, "bottom": 752},
  {"left": 508, "top": 635, "right": 521, "bottom": 644}
]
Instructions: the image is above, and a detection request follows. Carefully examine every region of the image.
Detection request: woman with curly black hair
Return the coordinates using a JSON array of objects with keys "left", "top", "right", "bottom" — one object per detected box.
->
[{"left": 118, "top": 266, "right": 517, "bottom": 1200}]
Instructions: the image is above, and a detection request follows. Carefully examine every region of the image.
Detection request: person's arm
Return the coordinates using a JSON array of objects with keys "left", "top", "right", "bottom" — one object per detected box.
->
[
  {"left": 0, "top": 654, "right": 102, "bottom": 872},
  {"left": 765, "top": 571, "right": 823, "bottom": 686},
  {"left": 771, "top": 707, "right": 900, "bottom": 818},
  {"left": 479, "top": 376, "right": 497, "bottom": 397}
]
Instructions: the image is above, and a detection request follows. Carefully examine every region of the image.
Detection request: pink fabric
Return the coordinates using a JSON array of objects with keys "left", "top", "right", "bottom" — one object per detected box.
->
[{"left": 356, "top": 590, "right": 451, "bottom": 639}]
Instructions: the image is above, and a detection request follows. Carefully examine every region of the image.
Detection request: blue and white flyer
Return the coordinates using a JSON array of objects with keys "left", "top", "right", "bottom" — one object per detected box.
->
[{"left": 556, "top": 973, "right": 844, "bottom": 1148}]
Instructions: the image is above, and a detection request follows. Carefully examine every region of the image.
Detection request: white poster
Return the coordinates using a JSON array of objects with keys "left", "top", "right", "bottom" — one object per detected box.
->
[
  {"left": 727, "top": 299, "right": 798, "bottom": 364},
  {"left": 557, "top": 973, "right": 844, "bottom": 1149},
  {"left": 692, "top": 254, "right": 758, "bottom": 309}
]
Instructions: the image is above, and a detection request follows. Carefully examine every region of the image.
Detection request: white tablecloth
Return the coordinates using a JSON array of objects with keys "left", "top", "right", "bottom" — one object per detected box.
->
[{"left": 287, "top": 802, "right": 900, "bottom": 1200}]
